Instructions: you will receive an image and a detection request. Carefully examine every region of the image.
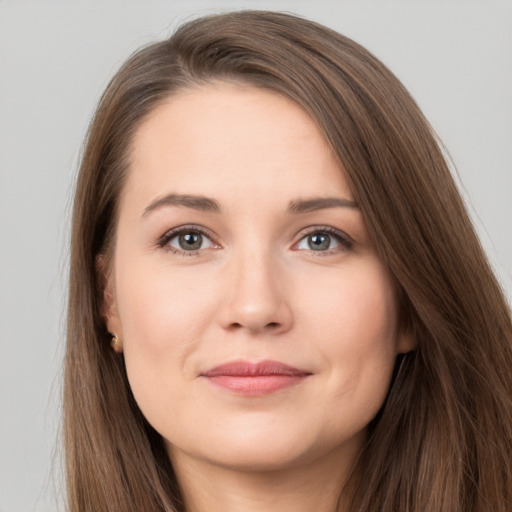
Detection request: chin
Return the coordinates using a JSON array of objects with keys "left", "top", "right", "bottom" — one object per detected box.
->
[
  {"left": 166, "top": 423, "right": 362, "bottom": 475},
  {"left": 215, "top": 441, "right": 312, "bottom": 472}
]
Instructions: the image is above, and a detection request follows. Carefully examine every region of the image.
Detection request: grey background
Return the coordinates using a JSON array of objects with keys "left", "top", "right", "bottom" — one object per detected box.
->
[{"left": 1, "top": 1, "right": 510, "bottom": 510}]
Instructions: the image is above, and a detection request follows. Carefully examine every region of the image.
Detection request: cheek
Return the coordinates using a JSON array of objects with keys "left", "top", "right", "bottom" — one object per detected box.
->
[
  {"left": 299, "top": 259, "right": 398, "bottom": 346},
  {"left": 115, "top": 254, "right": 216, "bottom": 346},
  {"left": 297, "top": 260, "right": 399, "bottom": 409},
  {"left": 113, "top": 257, "right": 219, "bottom": 418}
]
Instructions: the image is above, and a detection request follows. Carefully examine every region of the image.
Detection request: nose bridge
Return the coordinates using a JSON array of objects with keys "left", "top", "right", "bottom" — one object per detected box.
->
[
  {"left": 219, "top": 239, "right": 292, "bottom": 334},
  {"left": 236, "top": 245, "right": 276, "bottom": 302}
]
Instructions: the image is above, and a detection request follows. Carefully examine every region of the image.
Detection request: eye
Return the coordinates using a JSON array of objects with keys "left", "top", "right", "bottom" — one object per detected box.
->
[
  {"left": 297, "top": 232, "right": 339, "bottom": 251},
  {"left": 159, "top": 226, "right": 217, "bottom": 255},
  {"left": 295, "top": 228, "right": 352, "bottom": 253}
]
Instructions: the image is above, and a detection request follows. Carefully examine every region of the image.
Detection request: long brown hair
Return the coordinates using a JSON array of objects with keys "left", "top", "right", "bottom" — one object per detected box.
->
[{"left": 65, "top": 10, "right": 512, "bottom": 511}]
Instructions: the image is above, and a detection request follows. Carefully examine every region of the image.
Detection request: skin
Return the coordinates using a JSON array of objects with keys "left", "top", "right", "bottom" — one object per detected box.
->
[{"left": 104, "top": 83, "right": 414, "bottom": 512}]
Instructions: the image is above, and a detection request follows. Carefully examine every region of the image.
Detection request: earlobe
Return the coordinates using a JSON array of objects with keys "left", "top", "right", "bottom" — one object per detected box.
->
[
  {"left": 110, "top": 333, "right": 124, "bottom": 353},
  {"left": 396, "top": 323, "right": 417, "bottom": 354},
  {"left": 395, "top": 298, "right": 418, "bottom": 354}
]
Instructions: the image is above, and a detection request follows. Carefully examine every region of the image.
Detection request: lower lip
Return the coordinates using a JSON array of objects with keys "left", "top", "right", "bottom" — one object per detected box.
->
[{"left": 204, "top": 375, "right": 308, "bottom": 396}]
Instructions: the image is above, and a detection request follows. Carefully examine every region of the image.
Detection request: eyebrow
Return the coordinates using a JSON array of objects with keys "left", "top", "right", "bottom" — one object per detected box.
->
[
  {"left": 142, "top": 193, "right": 358, "bottom": 217},
  {"left": 143, "top": 193, "right": 222, "bottom": 216},
  {"left": 287, "top": 196, "right": 358, "bottom": 214}
]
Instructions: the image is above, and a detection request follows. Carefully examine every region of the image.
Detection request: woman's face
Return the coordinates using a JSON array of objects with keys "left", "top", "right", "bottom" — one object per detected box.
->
[{"left": 105, "top": 83, "right": 413, "bottom": 473}]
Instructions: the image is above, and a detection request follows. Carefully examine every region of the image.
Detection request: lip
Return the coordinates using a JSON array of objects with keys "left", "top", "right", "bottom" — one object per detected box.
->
[{"left": 200, "top": 360, "right": 312, "bottom": 396}]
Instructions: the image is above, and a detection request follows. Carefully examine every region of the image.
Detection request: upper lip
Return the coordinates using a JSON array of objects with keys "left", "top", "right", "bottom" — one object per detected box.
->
[{"left": 201, "top": 360, "right": 311, "bottom": 377}]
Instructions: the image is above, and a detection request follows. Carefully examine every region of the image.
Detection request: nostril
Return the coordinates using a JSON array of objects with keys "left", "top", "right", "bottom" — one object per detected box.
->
[{"left": 228, "top": 321, "right": 281, "bottom": 332}]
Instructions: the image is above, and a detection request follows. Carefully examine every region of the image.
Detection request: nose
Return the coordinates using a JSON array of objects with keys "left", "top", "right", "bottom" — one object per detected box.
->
[{"left": 217, "top": 248, "right": 293, "bottom": 335}]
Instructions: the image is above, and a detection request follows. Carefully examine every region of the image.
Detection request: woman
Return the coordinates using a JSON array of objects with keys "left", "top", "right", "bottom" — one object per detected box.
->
[{"left": 65, "top": 10, "right": 512, "bottom": 512}]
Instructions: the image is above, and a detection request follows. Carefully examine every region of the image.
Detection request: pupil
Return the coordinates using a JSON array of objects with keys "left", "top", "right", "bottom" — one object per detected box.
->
[
  {"left": 179, "top": 232, "right": 202, "bottom": 250},
  {"left": 308, "top": 233, "right": 330, "bottom": 251}
]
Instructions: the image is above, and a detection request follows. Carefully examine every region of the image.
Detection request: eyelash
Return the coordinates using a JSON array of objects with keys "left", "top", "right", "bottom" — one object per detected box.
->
[
  {"left": 157, "top": 224, "right": 218, "bottom": 257},
  {"left": 295, "top": 225, "right": 354, "bottom": 255},
  {"left": 157, "top": 224, "right": 354, "bottom": 257}
]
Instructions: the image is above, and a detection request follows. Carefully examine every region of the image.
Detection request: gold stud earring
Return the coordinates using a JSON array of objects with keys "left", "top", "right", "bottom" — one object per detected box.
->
[{"left": 111, "top": 333, "right": 123, "bottom": 353}]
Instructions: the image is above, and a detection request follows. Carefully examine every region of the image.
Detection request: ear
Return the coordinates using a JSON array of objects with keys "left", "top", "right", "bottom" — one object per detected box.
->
[
  {"left": 395, "top": 293, "right": 418, "bottom": 354},
  {"left": 396, "top": 308, "right": 417, "bottom": 354},
  {"left": 396, "top": 327, "right": 416, "bottom": 354},
  {"left": 96, "top": 254, "right": 122, "bottom": 339}
]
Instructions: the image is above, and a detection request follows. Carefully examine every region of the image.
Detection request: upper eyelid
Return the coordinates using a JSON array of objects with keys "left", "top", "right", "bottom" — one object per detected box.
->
[
  {"left": 294, "top": 225, "right": 354, "bottom": 244},
  {"left": 158, "top": 224, "right": 219, "bottom": 246}
]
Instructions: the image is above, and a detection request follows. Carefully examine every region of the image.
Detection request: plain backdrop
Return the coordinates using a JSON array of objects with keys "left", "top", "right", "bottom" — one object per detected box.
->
[{"left": 0, "top": 1, "right": 511, "bottom": 510}]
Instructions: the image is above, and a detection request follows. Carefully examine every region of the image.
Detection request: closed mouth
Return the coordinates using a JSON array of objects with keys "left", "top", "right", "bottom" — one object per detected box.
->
[{"left": 201, "top": 360, "right": 312, "bottom": 395}]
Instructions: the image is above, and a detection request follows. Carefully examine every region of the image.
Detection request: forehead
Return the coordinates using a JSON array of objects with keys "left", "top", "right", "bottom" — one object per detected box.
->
[{"left": 124, "top": 83, "right": 352, "bottom": 212}]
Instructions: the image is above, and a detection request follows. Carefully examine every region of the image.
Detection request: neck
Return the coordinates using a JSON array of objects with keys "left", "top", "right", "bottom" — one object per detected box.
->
[{"left": 170, "top": 442, "right": 361, "bottom": 512}]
